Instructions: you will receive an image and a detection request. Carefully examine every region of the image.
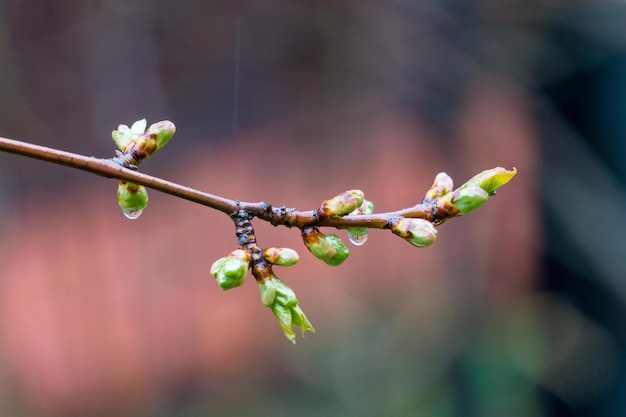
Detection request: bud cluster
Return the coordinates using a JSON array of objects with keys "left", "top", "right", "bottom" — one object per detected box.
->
[
  {"left": 112, "top": 119, "right": 176, "bottom": 163},
  {"left": 111, "top": 119, "right": 176, "bottom": 219},
  {"left": 424, "top": 168, "right": 517, "bottom": 217}
]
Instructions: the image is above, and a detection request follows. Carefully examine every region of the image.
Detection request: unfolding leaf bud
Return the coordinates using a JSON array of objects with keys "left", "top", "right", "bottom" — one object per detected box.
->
[
  {"left": 347, "top": 199, "right": 374, "bottom": 238},
  {"left": 390, "top": 218, "right": 438, "bottom": 247},
  {"left": 210, "top": 249, "right": 251, "bottom": 290},
  {"left": 424, "top": 172, "right": 454, "bottom": 201},
  {"left": 117, "top": 181, "right": 148, "bottom": 219},
  {"left": 321, "top": 190, "right": 365, "bottom": 217},
  {"left": 146, "top": 120, "right": 176, "bottom": 153},
  {"left": 302, "top": 228, "right": 350, "bottom": 266},
  {"left": 262, "top": 247, "right": 299, "bottom": 266},
  {"left": 451, "top": 186, "right": 489, "bottom": 215},
  {"left": 112, "top": 119, "right": 175, "bottom": 164},
  {"left": 459, "top": 167, "right": 517, "bottom": 195},
  {"left": 261, "top": 277, "right": 315, "bottom": 343}
]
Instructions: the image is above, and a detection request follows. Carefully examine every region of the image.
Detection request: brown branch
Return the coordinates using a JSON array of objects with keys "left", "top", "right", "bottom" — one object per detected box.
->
[
  {"left": 0, "top": 136, "right": 237, "bottom": 214},
  {"left": 1, "top": 130, "right": 517, "bottom": 342},
  {"left": 0, "top": 136, "right": 439, "bottom": 229}
]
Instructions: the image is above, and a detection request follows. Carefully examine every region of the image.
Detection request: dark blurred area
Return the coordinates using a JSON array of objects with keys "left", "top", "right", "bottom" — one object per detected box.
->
[{"left": 0, "top": 1, "right": 624, "bottom": 416}]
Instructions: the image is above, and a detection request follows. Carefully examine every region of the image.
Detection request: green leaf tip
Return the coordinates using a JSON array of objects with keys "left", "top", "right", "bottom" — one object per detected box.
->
[
  {"left": 259, "top": 276, "right": 315, "bottom": 343},
  {"left": 460, "top": 167, "right": 517, "bottom": 195}
]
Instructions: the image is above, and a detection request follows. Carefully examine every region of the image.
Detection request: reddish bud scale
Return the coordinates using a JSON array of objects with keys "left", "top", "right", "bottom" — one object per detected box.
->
[
  {"left": 434, "top": 193, "right": 460, "bottom": 218},
  {"left": 459, "top": 167, "right": 517, "bottom": 195},
  {"left": 122, "top": 133, "right": 158, "bottom": 164}
]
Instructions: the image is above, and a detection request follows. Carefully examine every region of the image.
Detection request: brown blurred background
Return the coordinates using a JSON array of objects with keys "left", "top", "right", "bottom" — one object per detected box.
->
[{"left": 0, "top": 1, "right": 624, "bottom": 416}]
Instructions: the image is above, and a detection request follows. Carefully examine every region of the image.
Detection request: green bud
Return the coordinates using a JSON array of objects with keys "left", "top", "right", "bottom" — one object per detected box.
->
[
  {"left": 117, "top": 181, "right": 148, "bottom": 219},
  {"left": 459, "top": 167, "right": 517, "bottom": 195},
  {"left": 321, "top": 190, "right": 365, "bottom": 217},
  {"left": 146, "top": 120, "right": 176, "bottom": 153},
  {"left": 210, "top": 249, "right": 250, "bottom": 290},
  {"left": 262, "top": 247, "right": 299, "bottom": 266},
  {"left": 347, "top": 199, "right": 374, "bottom": 238},
  {"left": 424, "top": 172, "right": 454, "bottom": 201},
  {"left": 390, "top": 218, "right": 438, "bottom": 247},
  {"left": 259, "top": 278, "right": 277, "bottom": 306},
  {"left": 263, "top": 277, "right": 315, "bottom": 343},
  {"left": 451, "top": 186, "right": 490, "bottom": 215},
  {"left": 302, "top": 228, "right": 350, "bottom": 266}
]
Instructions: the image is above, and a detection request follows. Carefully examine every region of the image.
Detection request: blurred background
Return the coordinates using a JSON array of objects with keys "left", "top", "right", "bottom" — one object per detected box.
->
[{"left": 0, "top": 1, "right": 624, "bottom": 416}]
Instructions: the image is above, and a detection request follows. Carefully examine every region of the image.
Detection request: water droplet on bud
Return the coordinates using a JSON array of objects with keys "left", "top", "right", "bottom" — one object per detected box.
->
[
  {"left": 123, "top": 208, "right": 143, "bottom": 219},
  {"left": 348, "top": 232, "right": 368, "bottom": 246}
]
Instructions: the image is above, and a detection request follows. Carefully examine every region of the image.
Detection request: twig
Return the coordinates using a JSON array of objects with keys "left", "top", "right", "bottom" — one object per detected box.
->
[
  {"left": 0, "top": 125, "right": 516, "bottom": 343},
  {"left": 0, "top": 136, "right": 435, "bottom": 228}
]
